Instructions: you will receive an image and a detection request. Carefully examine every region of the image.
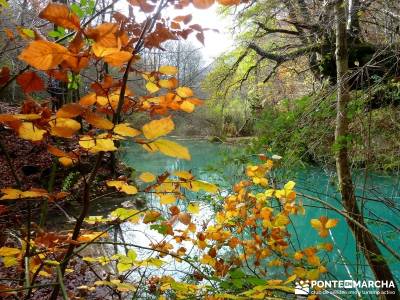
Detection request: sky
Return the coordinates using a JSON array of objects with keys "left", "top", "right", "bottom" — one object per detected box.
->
[
  {"left": 115, "top": 1, "right": 235, "bottom": 63},
  {"left": 183, "top": 4, "right": 234, "bottom": 62}
]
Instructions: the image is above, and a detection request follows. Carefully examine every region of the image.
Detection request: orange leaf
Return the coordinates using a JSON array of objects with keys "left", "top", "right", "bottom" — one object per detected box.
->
[
  {"left": 85, "top": 23, "right": 119, "bottom": 48},
  {"left": 178, "top": 212, "right": 191, "bottom": 225},
  {"left": 16, "top": 72, "right": 45, "bottom": 94},
  {"left": 192, "top": 0, "right": 215, "bottom": 9},
  {"left": 217, "top": 0, "right": 240, "bottom": 5},
  {"left": 39, "top": 3, "right": 80, "bottom": 31},
  {"left": 56, "top": 103, "right": 84, "bottom": 118},
  {"left": 18, "top": 40, "right": 69, "bottom": 71},
  {"left": 84, "top": 112, "right": 114, "bottom": 130},
  {"left": 79, "top": 93, "right": 97, "bottom": 106},
  {"left": 103, "top": 51, "right": 132, "bottom": 67}
]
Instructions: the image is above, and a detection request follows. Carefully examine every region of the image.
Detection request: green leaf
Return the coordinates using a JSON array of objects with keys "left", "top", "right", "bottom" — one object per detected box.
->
[
  {"left": 48, "top": 31, "right": 61, "bottom": 38},
  {"left": 150, "top": 224, "right": 168, "bottom": 235},
  {"left": 232, "top": 278, "right": 243, "bottom": 288},
  {"left": 70, "top": 3, "right": 84, "bottom": 18}
]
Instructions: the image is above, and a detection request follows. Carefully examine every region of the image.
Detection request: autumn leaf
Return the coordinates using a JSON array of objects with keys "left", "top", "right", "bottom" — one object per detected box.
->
[
  {"left": 144, "top": 139, "right": 191, "bottom": 160},
  {"left": 56, "top": 103, "right": 84, "bottom": 118},
  {"left": 180, "top": 100, "right": 195, "bottom": 113},
  {"left": 310, "top": 216, "right": 339, "bottom": 238},
  {"left": 0, "top": 247, "right": 20, "bottom": 256},
  {"left": 113, "top": 123, "right": 141, "bottom": 137},
  {"left": 0, "top": 188, "right": 48, "bottom": 200},
  {"left": 107, "top": 180, "right": 137, "bottom": 195},
  {"left": 92, "top": 43, "right": 132, "bottom": 67},
  {"left": 18, "top": 122, "right": 46, "bottom": 141},
  {"left": 142, "top": 117, "right": 175, "bottom": 140},
  {"left": 159, "top": 194, "right": 176, "bottom": 204},
  {"left": 192, "top": 0, "right": 215, "bottom": 9},
  {"left": 47, "top": 145, "right": 78, "bottom": 167},
  {"left": 143, "top": 210, "right": 161, "bottom": 223},
  {"left": 187, "top": 203, "right": 200, "bottom": 214},
  {"left": 159, "top": 65, "right": 178, "bottom": 75},
  {"left": 178, "top": 212, "right": 191, "bottom": 225},
  {"left": 79, "top": 92, "right": 97, "bottom": 106},
  {"left": 49, "top": 117, "right": 81, "bottom": 138},
  {"left": 16, "top": 71, "right": 45, "bottom": 93},
  {"left": 139, "top": 172, "right": 156, "bottom": 183},
  {"left": 77, "top": 231, "right": 108, "bottom": 243},
  {"left": 18, "top": 40, "right": 69, "bottom": 71},
  {"left": 173, "top": 170, "right": 194, "bottom": 180},
  {"left": 159, "top": 78, "right": 178, "bottom": 89},
  {"left": 83, "top": 112, "right": 114, "bottom": 130},
  {"left": 145, "top": 81, "right": 160, "bottom": 94},
  {"left": 85, "top": 23, "right": 119, "bottom": 48},
  {"left": 79, "top": 135, "right": 117, "bottom": 153},
  {"left": 181, "top": 180, "right": 218, "bottom": 193},
  {"left": 176, "top": 86, "right": 194, "bottom": 98},
  {"left": 39, "top": 3, "right": 80, "bottom": 31},
  {"left": 217, "top": 0, "right": 240, "bottom": 5}
]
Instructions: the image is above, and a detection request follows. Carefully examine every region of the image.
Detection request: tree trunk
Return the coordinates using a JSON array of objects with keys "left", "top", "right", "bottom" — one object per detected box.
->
[{"left": 334, "top": 1, "right": 399, "bottom": 299}]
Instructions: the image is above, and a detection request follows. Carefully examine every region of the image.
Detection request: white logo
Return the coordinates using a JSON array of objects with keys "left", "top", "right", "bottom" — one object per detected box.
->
[{"left": 295, "top": 280, "right": 310, "bottom": 295}]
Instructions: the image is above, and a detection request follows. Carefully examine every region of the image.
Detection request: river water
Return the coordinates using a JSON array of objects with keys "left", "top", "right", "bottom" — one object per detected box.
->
[{"left": 96, "top": 138, "right": 400, "bottom": 289}]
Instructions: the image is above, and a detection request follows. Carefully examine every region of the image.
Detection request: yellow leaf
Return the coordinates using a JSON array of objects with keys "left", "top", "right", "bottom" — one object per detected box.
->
[
  {"left": 78, "top": 232, "right": 108, "bottom": 243},
  {"left": 18, "top": 40, "right": 69, "bottom": 71},
  {"left": 142, "top": 117, "right": 175, "bottom": 140},
  {"left": 121, "top": 184, "right": 138, "bottom": 195},
  {"left": 180, "top": 100, "right": 195, "bottom": 113},
  {"left": 159, "top": 78, "right": 178, "bottom": 89},
  {"left": 113, "top": 123, "right": 141, "bottom": 137},
  {"left": 159, "top": 65, "right": 177, "bottom": 75},
  {"left": 176, "top": 86, "right": 193, "bottom": 98},
  {"left": 145, "top": 139, "right": 190, "bottom": 160},
  {"left": 159, "top": 194, "right": 176, "bottom": 204},
  {"left": 79, "top": 135, "right": 117, "bottom": 153},
  {"left": 18, "top": 122, "right": 46, "bottom": 141},
  {"left": 3, "top": 256, "right": 18, "bottom": 267},
  {"left": 173, "top": 170, "right": 194, "bottom": 180},
  {"left": 146, "top": 81, "right": 159, "bottom": 93},
  {"left": 284, "top": 274, "right": 297, "bottom": 284},
  {"left": 187, "top": 203, "right": 200, "bottom": 214},
  {"left": 49, "top": 117, "right": 81, "bottom": 138},
  {"left": 184, "top": 180, "right": 218, "bottom": 193},
  {"left": 0, "top": 188, "right": 48, "bottom": 200},
  {"left": 139, "top": 172, "right": 156, "bottom": 183},
  {"left": 0, "top": 247, "right": 20, "bottom": 256},
  {"left": 310, "top": 219, "right": 322, "bottom": 230},
  {"left": 284, "top": 181, "right": 295, "bottom": 190},
  {"left": 107, "top": 180, "right": 137, "bottom": 195},
  {"left": 274, "top": 213, "right": 290, "bottom": 227},
  {"left": 325, "top": 218, "right": 339, "bottom": 229}
]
